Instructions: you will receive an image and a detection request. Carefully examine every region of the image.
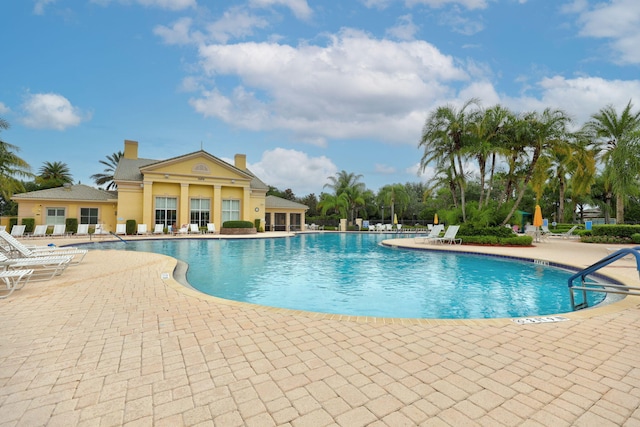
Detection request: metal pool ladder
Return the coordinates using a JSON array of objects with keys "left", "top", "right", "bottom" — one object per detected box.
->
[{"left": 568, "top": 246, "right": 640, "bottom": 310}]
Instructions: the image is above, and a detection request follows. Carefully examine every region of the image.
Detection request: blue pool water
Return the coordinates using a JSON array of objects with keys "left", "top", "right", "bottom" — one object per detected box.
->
[{"left": 82, "top": 233, "right": 605, "bottom": 319}]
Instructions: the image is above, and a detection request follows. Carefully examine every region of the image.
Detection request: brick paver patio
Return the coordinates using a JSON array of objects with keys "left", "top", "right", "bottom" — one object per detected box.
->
[{"left": 1, "top": 234, "right": 639, "bottom": 426}]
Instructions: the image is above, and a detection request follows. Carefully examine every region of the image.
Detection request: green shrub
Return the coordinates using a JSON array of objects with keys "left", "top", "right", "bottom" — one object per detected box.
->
[
  {"left": 8, "top": 217, "right": 17, "bottom": 230},
  {"left": 632, "top": 233, "right": 640, "bottom": 244},
  {"left": 126, "top": 219, "right": 137, "bottom": 235},
  {"left": 66, "top": 218, "right": 78, "bottom": 234},
  {"left": 22, "top": 218, "right": 35, "bottom": 233},
  {"left": 222, "top": 220, "right": 254, "bottom": 228},
  {"left": 591, "top": 224, "right": 640, "bottom": 238}
]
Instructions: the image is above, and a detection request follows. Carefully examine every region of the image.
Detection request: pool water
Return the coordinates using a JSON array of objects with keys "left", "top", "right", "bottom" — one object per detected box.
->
[{"left": 83, "top": 233, "right": 606, "bottom": 319}]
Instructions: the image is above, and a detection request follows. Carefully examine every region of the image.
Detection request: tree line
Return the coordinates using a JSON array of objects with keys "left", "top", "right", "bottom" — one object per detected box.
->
[{"left": 3, "top": 96, "right": 640, "bottom": 225}]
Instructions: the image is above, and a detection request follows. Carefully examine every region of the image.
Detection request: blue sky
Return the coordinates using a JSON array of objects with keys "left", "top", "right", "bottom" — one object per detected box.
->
[{"left": 3, "top": 0, "right": 640, "bottom": 196}]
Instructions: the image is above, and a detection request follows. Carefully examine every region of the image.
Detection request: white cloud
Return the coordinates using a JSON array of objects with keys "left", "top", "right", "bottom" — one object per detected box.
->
[
  {"left": 206, "top": 7, "right": 270, "bottom": 43},
  {"left": 570, "top": 0, "right": 640, "bottom": 64},
  {"left": 0, "top": 102, "right": 9, "bottom": 115},
  {"left": 249, "top": 0, "right": 313, "bottom": 20},
  {"left": 33, "top": 0, "right": 56, "bottom": 15},
  {"left": 386, "top": 14, "right": 419, "bottom": 41},
  {"left": 375, "top": 164, "right": 396, "bottom": 174},
  {"left": 406, "top": 0, "right": 489, "bottom": 10},
  {"left": 154, "top": 17, "right": 198, "bottom": 45},
  {"left": 190, "top": 29, "right": 468, "bottom": 145},
  {"left": 20, "top": 93, "right": 89, "bottom": 130},
  {"left": 90, "top": 0, "right": 196, "bottom": 11},
  {"left": 248, "top": 148, "right": 337, "bottom": 194}
]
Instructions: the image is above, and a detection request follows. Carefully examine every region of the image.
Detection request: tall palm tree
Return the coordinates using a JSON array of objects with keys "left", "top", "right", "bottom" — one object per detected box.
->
[
  {"left": 91, "top": 151, "right": 123, "bottom": 190},
  {"left": 317, "top": 192, "right": 348, "bottom": 219},
  {"left": 378, "top": 184, "right": 410, "bottom": 224},
  {"left": 37, "top": 161, "right": 73, "bottom": 188},
  {"left": 0, "top": 118, "right": 32, "bottom": 200},
  {"left": 419, "top": 98, "right": 479, "bottom": 222},
  {"left": 502, "top": 108, "right": 572, "bottom": 226},
  {"left": 584, "top": 101, "right": 640, "bottom": 224},
  {"left": 323, "top": 170, "right": 366, "bottom": 224}
]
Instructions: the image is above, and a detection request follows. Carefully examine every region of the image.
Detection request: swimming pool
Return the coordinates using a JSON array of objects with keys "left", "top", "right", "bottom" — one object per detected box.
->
[{"left": 82, "top": 233, "right": 606, "bottom": 319}]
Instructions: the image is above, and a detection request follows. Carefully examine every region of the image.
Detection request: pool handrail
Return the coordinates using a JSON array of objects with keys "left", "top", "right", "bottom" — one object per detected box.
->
[{"left": 568, "top": 246, "right": 640, "bottom": 310}]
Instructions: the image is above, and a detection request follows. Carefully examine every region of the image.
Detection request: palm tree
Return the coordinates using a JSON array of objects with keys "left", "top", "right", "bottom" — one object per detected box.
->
[
  {"left": 419, "top": 98, "right": 479, "bottom": 222},
  {"left": 317, "top": 192, "right": 348, "bottom": 219},
  {"left": 37, "top": 161, "right": 73, "bottom": 188},
  {"left": 91, "top": 151, "right": 123, "bottom": 190},
  {"left": 323, "top": 170, "right": 366, "bottom": 224},
  {"left": 0, "top": 118, "right": 32, "bottom": 200},
  {"left": 584, "top": 100, "right": 640, "bottom": 224},
  {"left": 378, "top": 184, "right": 410, "bottom": 224},
  {"left": 501, "top": 108, "right": 572, "bottom": 226}
]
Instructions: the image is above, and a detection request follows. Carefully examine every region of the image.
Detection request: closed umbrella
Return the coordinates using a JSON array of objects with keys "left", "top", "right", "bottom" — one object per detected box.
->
[
  {"left": 533, "top": 205, "right": 543, "bottom": 227},
  {"left": 533, "top": 204, "right": 543, "bottom": 242},
  {"left": 393, "top": 214, "right": 398, "bottom": 224},
  {"left": 434, "top": 213, "right": 439, "bottom": 225}
]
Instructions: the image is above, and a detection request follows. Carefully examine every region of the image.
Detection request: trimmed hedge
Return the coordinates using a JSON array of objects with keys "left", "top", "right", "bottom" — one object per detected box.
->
[
  {"left": 222, "top": 220, "right": 254, "bottom": 228},
  {"left": 126, "top": 219, "right": 137, "bottom": 235},
  {"left": 22, "top": 218, "right": 35, "bottom": 233},
  {"left": 460, "top": 235, "right": 533, "bottom": 246},
  {"left": 66, "top": 218, "right": 78, "bottom": 234}
]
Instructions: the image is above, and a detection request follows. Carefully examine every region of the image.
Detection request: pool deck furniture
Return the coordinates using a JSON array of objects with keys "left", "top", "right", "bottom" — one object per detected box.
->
[
  {"left": 1, "top": 234, "right": 639, "bottom": 426},
  {"left": 0, "top": 268, "right": 33, "bottom": 298},
  {"left": 432, "top": 224, "right": 462, "bottom": 244},
  {"left": 414, "top": 224, "right": 444, "bottom": 243}
]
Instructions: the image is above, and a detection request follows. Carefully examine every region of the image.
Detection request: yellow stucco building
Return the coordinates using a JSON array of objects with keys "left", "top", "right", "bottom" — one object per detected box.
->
[{"left": 9, "top": 140, "right": 308, "bottom": 233}]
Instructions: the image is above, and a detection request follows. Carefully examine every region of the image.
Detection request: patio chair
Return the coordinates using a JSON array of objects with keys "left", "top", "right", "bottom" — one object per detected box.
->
[
  {"left": 137, "top": 224, "right": 149, "bottom": 235},
  {"left": 414, "top": 224, "right": 444, "bottom": 244},
  {"left": 176, "top": 224, "right": 189, "bottom": 235},
  {"left": 94, "top": 224, "right": 110, "bottom": 235},
  {"left": 11, "top": 225, "right": 26, "bottom": 237},
  {"left": 189, "top": 224, "right": 201, "bottom": 234},
  {"left": 547, "top": 225, "right": 579, "bottom": 239},
  {"left": 0, "top": 230, "right": 87, "bottom": 265},
  {"left": 115, "top": 224, "right": 127, "bottom": 235},
  {"left": 0, "top": 269, "right": 33, "bottom": 299},
  {"left": 51, "top": 224, "right": 67, "bottom": 237},
  {"left": 31, "top": 225, "right": 48, "bottom": 238},
  {"left": 432, "top": 225, "right": 462, "bottom": 245},
  {"left": 0, "top": 252, "right": 72, "bottom": 282},
  {"left": 153, "top": 224, "right": 164, "bottom": 234},
  {"left": 76, "top": 224, "right": 89, "bottom": 236},
  {"left": 206, "top": 223, "right": 216, "bottom": 234}
]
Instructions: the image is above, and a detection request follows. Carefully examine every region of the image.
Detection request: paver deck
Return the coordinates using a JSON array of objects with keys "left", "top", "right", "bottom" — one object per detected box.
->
[{"left": 1, "top": 233, "right": 639, "bottom": 426}]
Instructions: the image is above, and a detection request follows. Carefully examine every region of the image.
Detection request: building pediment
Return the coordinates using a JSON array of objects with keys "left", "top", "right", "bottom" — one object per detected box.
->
[{"left": 140, "top": 151, "right": 253, "bottom": 181}]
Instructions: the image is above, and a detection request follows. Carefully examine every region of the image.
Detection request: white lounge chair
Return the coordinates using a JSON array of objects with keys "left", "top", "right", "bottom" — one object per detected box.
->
[
  {"left": 414, "top": 224, "right": 444, "bottom": 244},
  {"left": 0, "top": 269, "right": 33, "bottom": 299},
  {"left": 0, "top": 252, "right": 72, "bottom": 282},
  {"left": 176, "top": 224, "right": 189, "bottom": 235},
  {"left": 189, "top": 224, "right": 201, "bottom": 234},
  {"left": 76, "top": 224, "right": 89, "bottom": 236},
  {"left": 547, "top": 225, "right": 579, "bottom": 239},
  {"left": 137, "top": 224, "right": 149, "bottom": 235},
  {"left": 32, "top": 225, "right": 48, "bottom": 238},
  {"left": 11, "top": 225, "right": 26, "bottom": 237},
  {"left": 433, "top": 225, "right": 462, "bottom": 245},
  {"left": 94, "top": 224, "right": 110, "bottom": 235},
  {"left": 51, "top": 224, "right": 67, "bottom": 237},
  {"left": 206, "top": 223, "right": 216, "bottom": 234},
  {"left": 115, "top": 224, "right": 127, "bottom": 235},
  {"left": 0, "top": 226, "right": 5, "bottom": 232},
  {"left": 0, "top": 230, "right": 87, "bottom": 265},
  {"left": 153, "top": 224, "right": 164, "bottom": 234}
]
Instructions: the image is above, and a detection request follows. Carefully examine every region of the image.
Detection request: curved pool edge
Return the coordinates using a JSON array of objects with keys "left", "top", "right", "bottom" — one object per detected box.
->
[{"left": 147, "top": 237, "right": 640, "bottom": 325}]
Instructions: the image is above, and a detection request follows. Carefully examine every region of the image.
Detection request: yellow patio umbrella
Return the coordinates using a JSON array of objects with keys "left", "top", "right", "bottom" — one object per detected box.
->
[
  {"left": 393, "top": 214, "right": 398, "bottom": 225},
  {"left": 533, "top": 205, "right": 543, "bottom": 228},
  {"left": 434, "top": 213, "right": 439, "bottom": 225}
]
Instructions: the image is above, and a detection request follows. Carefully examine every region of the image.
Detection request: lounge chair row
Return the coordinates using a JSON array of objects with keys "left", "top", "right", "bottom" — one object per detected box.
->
[
  {"left": 0, "top": 230, "right": 88, "bottom": 298},
  {"left": 135, "top": 223, "right": 217, "bottom": 235}
]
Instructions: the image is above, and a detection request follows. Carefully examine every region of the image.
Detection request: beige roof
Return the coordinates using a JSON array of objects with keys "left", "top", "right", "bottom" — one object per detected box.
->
[
  {"left": 12, "top": 184, "right": 117, "bottom": 202},
  {"left": 265, "top": 195, "right": 308, "bottom": 210}
]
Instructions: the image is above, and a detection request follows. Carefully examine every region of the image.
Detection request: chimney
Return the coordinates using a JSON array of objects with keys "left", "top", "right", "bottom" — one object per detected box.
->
[
  {"left": 234, "top": 154, "right": 246, "bottom": 170},
  {"left": 124, "top": 140, "right": 139, "bottom": 159}
]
